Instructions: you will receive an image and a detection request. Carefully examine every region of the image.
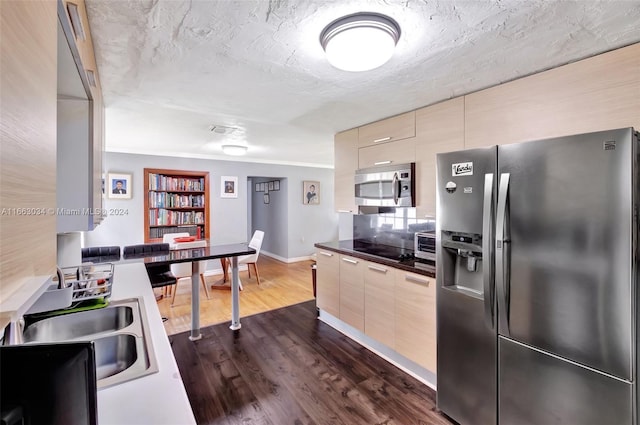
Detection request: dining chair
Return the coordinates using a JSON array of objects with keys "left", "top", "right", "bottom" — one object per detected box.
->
[
  {"left": 81, "top": 245, "right": 121, "bottom": 263},
  {"left": 122, "top": 243, "right": 177, "bottom": 316},
  {"left": 237, "top": 230, "right": 265, "bottom": 285},
  {"left": 162, "top": 233, "right": 210, "bottom": 307}
]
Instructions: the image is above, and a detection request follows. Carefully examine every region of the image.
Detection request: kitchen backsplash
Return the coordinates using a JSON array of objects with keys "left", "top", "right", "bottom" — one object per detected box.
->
[{"left": 353, "top": 208, "right": 435, "bottom": 250}]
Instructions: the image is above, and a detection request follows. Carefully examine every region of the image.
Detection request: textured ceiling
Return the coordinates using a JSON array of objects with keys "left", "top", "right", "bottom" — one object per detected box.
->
[{"left": 85, "top": 0, "right": 640, "bottom": 168}]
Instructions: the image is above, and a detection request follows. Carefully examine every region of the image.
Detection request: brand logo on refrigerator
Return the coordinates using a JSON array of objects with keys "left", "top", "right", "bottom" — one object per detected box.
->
[{"left": 452, "top": 162, "right": 473, "bottom": 176}]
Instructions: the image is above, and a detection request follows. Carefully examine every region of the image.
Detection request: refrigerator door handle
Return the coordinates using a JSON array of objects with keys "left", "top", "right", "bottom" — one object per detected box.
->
[
  {"left": 496, "top": 173, "right": 511, "bottom": 336},
  {"left": 392, "top": 172, "right": 399, "bottom": 205},
  {"left": 482, "top": 173, "right": 495, "bottom": 330}
]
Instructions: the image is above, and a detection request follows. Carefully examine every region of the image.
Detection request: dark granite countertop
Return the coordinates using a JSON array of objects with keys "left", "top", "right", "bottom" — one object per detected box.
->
[
  {"left": 314, "top": 240, "right": 436, "bottom": 278},
  {"left": 85, "top": 243, "right": 255, "bottom": 267}
]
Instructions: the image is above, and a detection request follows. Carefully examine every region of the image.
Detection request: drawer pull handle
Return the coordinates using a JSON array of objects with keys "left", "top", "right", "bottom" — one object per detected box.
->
[
  {"left": 374, "top": 160, "right": 392, "bottom": 166},
  {"left": 368, "top": 265, "right": 388, "bottom": 273},
  {"left": 320, "top": 251, "right": 334, "bottom": 257},
  {"left": 337, "top": 209, "right": 353, "bottom": 213},
  {"left": 373, "top": 136, "right": 392, "bottom": 143},
  {"left": 405, "top": 275, "right": 430, "bottom": 286},
  {"left": 342, "top": 258, "right": 358, "bottom": 264}
]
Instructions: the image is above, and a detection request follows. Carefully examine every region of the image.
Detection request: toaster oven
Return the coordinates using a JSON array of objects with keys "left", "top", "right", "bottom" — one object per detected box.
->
[{"left": 414, "top": 232, "right": 436, "bottom": 261}]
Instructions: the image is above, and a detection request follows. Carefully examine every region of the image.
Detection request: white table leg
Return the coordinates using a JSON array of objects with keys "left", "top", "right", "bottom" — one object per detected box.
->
[
  {"left": 230, "top": 256, "right": 241, "bottom": 330},
  {"left": 189, "top": 262, "right": 202, "bottom": 341}
]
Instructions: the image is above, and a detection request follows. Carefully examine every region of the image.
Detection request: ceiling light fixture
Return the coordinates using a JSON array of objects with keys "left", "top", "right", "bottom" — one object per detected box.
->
[
  {"left": 320, "top": 12, "right": 401, "bottom": 72},
  {"left": 221, "top": 144, "right": 248, "bottom": 156}
]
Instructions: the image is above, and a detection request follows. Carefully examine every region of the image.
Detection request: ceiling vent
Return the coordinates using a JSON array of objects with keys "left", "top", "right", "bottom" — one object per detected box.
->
[{"left": 209, "top": 125, "right": 237, "bottom": 135}]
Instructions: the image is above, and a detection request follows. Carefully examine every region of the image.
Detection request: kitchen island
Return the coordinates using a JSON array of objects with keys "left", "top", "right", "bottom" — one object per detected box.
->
[{"left": 98, "top": 262, "right": 195, "bottom": 425}]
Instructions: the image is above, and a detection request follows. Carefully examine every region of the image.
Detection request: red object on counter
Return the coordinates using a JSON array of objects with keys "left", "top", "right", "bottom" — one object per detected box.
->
[{"left": 174, "top": 236, "right": 196, "bottom": 243}]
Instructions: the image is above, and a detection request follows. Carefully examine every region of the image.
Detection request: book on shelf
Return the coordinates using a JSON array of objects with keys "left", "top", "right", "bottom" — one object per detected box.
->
[
  {"left": 147, "top": 173, "right": 205, "bottom": 192},
  {"left": 148, "top": 225, "right": 202, "bottom": 240}
]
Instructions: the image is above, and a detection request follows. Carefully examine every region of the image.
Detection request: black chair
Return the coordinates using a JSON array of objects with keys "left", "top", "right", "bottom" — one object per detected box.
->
[
  {"left": 81, "top": 246, "right": 121, "bottom": 263},
  {"left": 123, "top": 243, "right": 177, "bottom": 297}
]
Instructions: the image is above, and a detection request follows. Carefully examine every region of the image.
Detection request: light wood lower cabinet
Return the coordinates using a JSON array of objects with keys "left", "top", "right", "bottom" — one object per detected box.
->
[
  {"left": 395, "top": 269, "right": 437, "bottom": 372},
  {"left": 364, "top": 262, "right": 395, "bottom": 348},
  {"left": 339, "top": 255, "right": 365, "bottom": 332},
  {"left": 315, "top": 250, "right": 340, "bottom": 317}
]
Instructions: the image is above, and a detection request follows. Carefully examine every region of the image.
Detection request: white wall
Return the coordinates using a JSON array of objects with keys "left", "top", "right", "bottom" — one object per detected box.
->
[{"left": 85, "top": 152, "right": 338, "bottom": 261}]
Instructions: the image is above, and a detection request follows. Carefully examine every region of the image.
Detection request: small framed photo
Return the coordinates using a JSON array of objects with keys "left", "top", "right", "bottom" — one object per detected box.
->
[
  {"left": 303, "top": 181, "right": 319, "bottom": 205},
  {"left": 268, "top": 181, "right": 274, "bottom": 191},
  {"left": 255, "top": 182, "right": 261, "bottom": 192},
  {"left": 108, "top": 173, "right": 132, "bottom": 199},
  {"left": 221, "top": 176, "right": 238, "bottom": 198},
  {"left": 273, "top": 180, "right": 280, "bottom": 191},
  {"left": 259, "top": 182, "right": 265, "bottom": 192},
  {"left": 263, "top": 193, "right": 270, "bottom": 204}
]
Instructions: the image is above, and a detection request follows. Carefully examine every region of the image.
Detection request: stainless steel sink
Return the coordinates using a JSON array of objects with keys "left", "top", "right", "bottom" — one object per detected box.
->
[
  {"left": 21, "top": 298, "right": 158, "bottom": 389},
  {"left": 23, "top": 306, "right": 134, "bottom": 342}
]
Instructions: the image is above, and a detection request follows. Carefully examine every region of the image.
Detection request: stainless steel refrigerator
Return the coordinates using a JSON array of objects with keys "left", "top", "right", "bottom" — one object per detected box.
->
[{"left": 435, "top": 127, "right": 638, "bottom": 425}]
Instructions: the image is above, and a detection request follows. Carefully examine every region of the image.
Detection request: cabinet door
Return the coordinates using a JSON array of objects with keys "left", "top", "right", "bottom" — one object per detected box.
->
[
  {"left": 395, "top": 270, "right": 436, "bottom": 372},
  {"left": 358, "top": 138, "right": 416, "bottom": 169},
  {"left": 465, "top": 43, "right": 640, "bottom": 149},
  {"left": 364, "top": 262, "right": 395, "bottom": 348},
  {"left": 315, "top": 249, "right": 340, "bottom": 317},
  {"left": 415, "top": 98, "right": 464, "bottom": 218},
  {"left": 358, "top": 111, "right": 416, "bottom": 148},
  {"left": 339, "top": 255, "right": 365, "bottom": 332},
  {"left": 334, "top": 128, "right": 358, "bottom": 213}
]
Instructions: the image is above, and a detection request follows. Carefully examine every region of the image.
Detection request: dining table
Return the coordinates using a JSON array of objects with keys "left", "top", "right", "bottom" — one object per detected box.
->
[{"left": 124, "top": 242, "right": 255, "bottom": 341}]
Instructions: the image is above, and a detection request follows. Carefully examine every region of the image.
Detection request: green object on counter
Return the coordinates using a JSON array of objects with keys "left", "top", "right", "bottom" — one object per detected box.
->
[{"left": 24, "top": 298, "right": 110, "bottom": 324}]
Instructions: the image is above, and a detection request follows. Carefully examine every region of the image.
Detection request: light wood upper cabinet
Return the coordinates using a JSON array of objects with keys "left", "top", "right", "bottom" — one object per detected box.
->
[
  {"left": 364, "top": 261, "right": 395, "bottom": 349},
  {"left": 395, "top": 270, "right": 436, "bottom": 372},
  {"left": 315, "top": 249, "right": 340, "bottom": 318},
  {"left": 465, "top": 43, "right": 640, "bottom": 149},
  {"left": 334, "top": 128, "right": 358, "bottom": 213},
  {"left": 358, "top": 137, "right": 416, "bottom": 169},
  {"left": 339, "top": 255, "right": 365, "bottom": 332},
  {"left": 0, "top": 0, "right": 58, "bottom": 304},
  {"left": 358, "top": 111, "right": 416, "bottom": 148},
  {"left": 415, "top": 98, "right": 465, "bottom": 218}
]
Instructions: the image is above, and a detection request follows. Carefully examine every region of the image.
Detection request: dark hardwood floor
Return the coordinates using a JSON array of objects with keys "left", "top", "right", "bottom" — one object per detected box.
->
[{"left": 170, "top": 300, "right": 453, "bottom": 425}]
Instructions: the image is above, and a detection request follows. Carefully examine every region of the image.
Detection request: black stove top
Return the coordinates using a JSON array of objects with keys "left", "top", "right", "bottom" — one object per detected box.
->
[{"left": 351, "top": 240, "right": 415, "bottom": 262}]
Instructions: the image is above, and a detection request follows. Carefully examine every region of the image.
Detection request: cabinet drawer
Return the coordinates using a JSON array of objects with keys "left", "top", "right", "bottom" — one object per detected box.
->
[
  {"left": 358, "top": 138, "right": 415, "bottom": 169},
  {"left": 358, "top": 111, "right": 416, "bottom": 148}
]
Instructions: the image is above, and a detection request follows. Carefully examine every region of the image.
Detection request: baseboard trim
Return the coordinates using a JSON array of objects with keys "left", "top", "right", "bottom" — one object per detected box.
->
[{"left": 260, "top": 251, "right": 313, "bottom": 264}]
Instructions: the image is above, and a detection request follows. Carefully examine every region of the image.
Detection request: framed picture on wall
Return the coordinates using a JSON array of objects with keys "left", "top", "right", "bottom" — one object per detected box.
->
[
  {"left": 274, "top": 180, "right": 280, "bottom": 191},
  {"left": 303, "top": 181, "right": 319, "bottom": 205},
  {"left": 259, "top": 182, "right": 265, "bottom": 192},
  {"left": 255, "top": 183, "right": 261, "bottom": 192},
  {"left": 268, "top": 181, "right": 274, "bottom": 191},
  {"left": 221, "top": 176, "right": 238, "bottom": 198},
  {"left": 108, "top": 173, "right": 132, "bottom": 199},
  {"left": 264, "top": 193, "right": 270, "bottom": 204}
]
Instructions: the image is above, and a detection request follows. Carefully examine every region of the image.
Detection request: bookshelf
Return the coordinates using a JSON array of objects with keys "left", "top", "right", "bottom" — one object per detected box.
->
[{"left": 143, "top": 168, "right": 210, "bottom": 243}]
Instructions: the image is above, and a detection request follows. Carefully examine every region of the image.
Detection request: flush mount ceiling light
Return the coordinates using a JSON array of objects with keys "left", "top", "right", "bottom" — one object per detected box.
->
[
  {"left": 221, "top": 144, "right": 248, "bottom": 156},
  {"left": 320, "top": 12, "right": 401, "bottom": 72}
]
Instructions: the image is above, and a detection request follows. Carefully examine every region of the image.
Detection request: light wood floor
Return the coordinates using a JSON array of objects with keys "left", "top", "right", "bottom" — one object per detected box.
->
[{"left": 157, "top": 255, "right": 315, "bottom": 335}]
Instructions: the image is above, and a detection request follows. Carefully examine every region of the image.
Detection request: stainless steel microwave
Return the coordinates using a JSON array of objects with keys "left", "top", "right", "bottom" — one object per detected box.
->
[{"left": 354, "top": 163, "right": 415, "bottom": 207}]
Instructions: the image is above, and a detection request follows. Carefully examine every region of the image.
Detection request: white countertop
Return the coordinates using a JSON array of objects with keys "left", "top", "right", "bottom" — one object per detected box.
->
[{"left": 98, "top": 263, "right": 195, "bottom": 425}]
